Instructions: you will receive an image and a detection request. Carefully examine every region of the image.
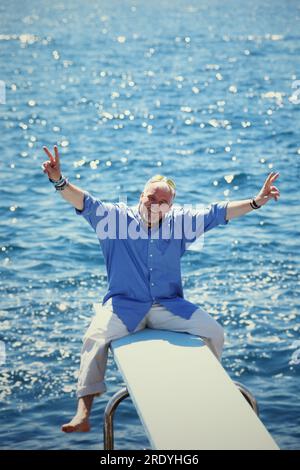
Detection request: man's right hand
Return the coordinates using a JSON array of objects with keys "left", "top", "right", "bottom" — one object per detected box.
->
[{"left": 42, "top": 145, "right": 62, "bottom": 181}]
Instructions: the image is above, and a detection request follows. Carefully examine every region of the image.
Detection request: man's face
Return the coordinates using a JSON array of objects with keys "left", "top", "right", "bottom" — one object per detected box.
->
[{"left": 138, "top": 182, "right": 173, "bottom": 227}]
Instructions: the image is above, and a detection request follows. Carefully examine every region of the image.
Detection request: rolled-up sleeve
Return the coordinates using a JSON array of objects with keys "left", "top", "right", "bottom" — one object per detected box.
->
[
  {"left": 203, "top": 200, "right": 230, "bottom": 232},
  {"left": 177, "top": 200, "right": 229, "bottom": 253},
  {"left": 75, "top": 191, "right": 116, "bottom": 233}
]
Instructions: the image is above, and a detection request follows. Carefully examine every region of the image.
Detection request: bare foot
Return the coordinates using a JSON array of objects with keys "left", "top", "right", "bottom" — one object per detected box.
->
[{"left": 61, "top": 415, "right": 91, "bottom": 433}]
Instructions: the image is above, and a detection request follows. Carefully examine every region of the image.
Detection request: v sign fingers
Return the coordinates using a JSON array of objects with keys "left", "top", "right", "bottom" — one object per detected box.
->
[
  {"left": 54, "top": 145, "right": 60, "bottom": 167},
  {"left": 41, "top": 145, "right": 62, "bottom": 181},
  {"left": 264, "top": 171, "right": 280, "bottom": 189},
  {"left": 264, "top": 171, "right": 275, "bottom": 187},
  {"left": 255, "top": 171, "right": 281, "bottom": 207},
  {"left": 270, "top": 172, "right": 280, "bottom": 184},
  {"left": 263, "top": 171, "right": 279, "bottom": 191},
  {"left": 43, "top": 146, "right": 55, "bottom": 166}
]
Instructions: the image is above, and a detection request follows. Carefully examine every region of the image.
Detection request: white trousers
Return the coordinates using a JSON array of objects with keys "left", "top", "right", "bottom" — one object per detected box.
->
[{"left": 76, "top": 299, "right": 225, "bottom": 398}]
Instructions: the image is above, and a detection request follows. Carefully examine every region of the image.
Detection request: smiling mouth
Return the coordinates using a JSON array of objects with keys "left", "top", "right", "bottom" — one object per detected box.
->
[{"left": 148, "top": 208, "right": 159, "bottom": 214}]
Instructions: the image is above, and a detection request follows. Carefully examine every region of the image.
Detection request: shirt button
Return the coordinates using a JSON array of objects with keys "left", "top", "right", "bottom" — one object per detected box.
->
[
  {"left": 149, "top": 254, "right": 153, "bottom": 257},
  {"left": 149, "top": 267, "right": 153, "bottom": 271},
  {"left": 151, "top": 282, "right": 154, "bottom": 286},
  {"left": 150, "top": 240, "right": 154, "bottom": 243}
]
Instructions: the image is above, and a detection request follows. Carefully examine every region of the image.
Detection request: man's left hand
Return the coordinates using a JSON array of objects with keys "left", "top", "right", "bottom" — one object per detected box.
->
[{"left": 255, "top": 171, "right": 280, "bottom": 207}]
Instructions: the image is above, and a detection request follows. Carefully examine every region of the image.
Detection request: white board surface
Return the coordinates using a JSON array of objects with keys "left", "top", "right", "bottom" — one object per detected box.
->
[{"left": 110, "top": 328, "right": 280, "bottom": 450}]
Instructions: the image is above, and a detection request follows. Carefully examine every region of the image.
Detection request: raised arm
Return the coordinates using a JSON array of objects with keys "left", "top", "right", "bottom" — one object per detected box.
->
[
  {"left": 225, "top": 171, "right": 280, "bottom": 221},
  {"left": 42, "top": 145, "right": 84, "bottom": 211}
]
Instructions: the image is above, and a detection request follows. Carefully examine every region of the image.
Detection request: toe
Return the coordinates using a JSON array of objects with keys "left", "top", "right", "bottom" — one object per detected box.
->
[{"left": 61, "top": 424, "right": 74, "bottom": 433}]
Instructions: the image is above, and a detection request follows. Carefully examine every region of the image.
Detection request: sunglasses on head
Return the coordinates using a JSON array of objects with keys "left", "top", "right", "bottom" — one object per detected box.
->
[{"left": 149, "top": 175, "right": 176, "bottom": 191}]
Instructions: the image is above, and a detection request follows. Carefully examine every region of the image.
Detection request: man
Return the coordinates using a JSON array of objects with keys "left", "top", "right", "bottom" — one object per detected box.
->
[{"left": 42, "top": 145, "right": 280, "bottom": 433}]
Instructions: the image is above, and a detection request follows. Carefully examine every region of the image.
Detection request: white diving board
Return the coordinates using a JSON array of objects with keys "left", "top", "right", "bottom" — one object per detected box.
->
[{"left": 109, "top": 328, "right": 280, "bottom": 450}]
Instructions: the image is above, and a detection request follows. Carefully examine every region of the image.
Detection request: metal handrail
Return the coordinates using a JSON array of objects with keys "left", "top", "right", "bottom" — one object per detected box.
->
[
  {"left": 103, "top": 381, "right": 259, "bottom": 449},
  {"left": 103, "top": 386, "right": 129, "bottom": 450},
  {"left": 233, "top": 381, "right": 259, "bottom": 416}
]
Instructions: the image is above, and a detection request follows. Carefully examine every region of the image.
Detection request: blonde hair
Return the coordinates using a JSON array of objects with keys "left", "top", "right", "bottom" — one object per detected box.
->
[{"left": 144, "top": 174, "right": 176, "bottom": 201}]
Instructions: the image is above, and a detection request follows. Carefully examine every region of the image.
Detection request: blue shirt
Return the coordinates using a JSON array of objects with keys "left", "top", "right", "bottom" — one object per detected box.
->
[{"left": 75, "top": 191, "right": 229, "bottom": 332}]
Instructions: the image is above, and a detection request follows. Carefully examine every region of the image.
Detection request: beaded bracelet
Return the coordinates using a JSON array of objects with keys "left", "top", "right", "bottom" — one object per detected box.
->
[
  {"left": 49, "top": 174, "right": 64, "bottom": 185},
  {"left": 48, "top": 174, "right": 69, "bottom": 190},
  {"left": 55, "top": 177, "right": 69, "bottom": 191},
  {"left": 55, "top": 178, "right": 69, "bottom": 191}
]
